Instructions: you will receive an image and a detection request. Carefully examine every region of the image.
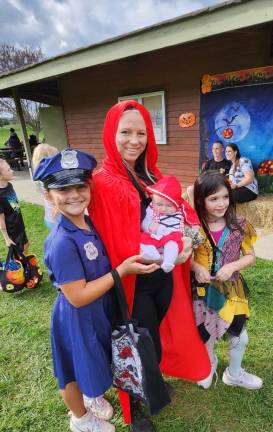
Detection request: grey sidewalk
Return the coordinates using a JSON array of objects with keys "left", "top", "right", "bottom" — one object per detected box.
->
[{"left": 12, "top": 167, "right": 273, "bottom": 261}]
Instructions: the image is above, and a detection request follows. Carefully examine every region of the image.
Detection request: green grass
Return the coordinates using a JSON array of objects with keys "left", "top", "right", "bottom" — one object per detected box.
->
[
  {"left": 0, "top": 202, "right": 272, "bottom": 431},
  {"left": 0, "top": 124, "right": 44, "bottom": 147}
]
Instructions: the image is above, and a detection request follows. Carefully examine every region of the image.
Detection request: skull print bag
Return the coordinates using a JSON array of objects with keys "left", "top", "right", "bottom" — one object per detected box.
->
[{"left": 110, "top": 269, "right": 170, "bottom": 415}]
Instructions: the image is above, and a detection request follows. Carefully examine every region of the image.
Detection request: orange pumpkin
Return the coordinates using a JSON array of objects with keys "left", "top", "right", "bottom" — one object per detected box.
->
[
  {"left": 222, "top": 127, "right": 233, "bottom": 139},
  {"left": 257, "top": 159, "right": 273, "bottom": 176},
  {"left": 179, "top": 112, "right": 196, "bottom": 128}
]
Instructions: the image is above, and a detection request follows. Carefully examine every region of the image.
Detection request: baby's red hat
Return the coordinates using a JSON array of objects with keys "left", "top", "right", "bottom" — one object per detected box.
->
[{"left": 146, "top": 175, "right": 183, "bottom": 208}]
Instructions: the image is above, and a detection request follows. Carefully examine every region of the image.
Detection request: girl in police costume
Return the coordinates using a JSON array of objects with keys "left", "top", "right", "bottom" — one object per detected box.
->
[
  {"left": 191, "top": 171, "right": 263, "bottom": 390},
  {"left": 34, "top": 148, "right": 158, "bottom": 432}
]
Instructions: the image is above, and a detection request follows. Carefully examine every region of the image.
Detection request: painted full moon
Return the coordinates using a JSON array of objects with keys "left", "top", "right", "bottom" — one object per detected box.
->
[{"left": 215, "top": 102, "right": 251, "bottom": 142}]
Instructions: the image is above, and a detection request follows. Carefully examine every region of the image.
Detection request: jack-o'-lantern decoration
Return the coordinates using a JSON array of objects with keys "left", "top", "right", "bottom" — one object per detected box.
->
[
  {"left": 222, "top": 127, "right": 233, "bottom": 139},
  {"left": 257, "top": 159, "right": 273, "bottom": 176},
  {"left": 179, "top": 112, "right": 196, "bottom": 128}
]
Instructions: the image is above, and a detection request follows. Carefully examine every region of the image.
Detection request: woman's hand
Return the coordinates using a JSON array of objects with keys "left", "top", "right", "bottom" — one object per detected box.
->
[
  {"left": 117, "top": 255, "right": 159, "bottom": 278},
  {"left": 215, "top": 263, "right": 236, "bottom": 282},
  {"left": 175, "top": 236, "right": 193, "bottom": 264},
  {"left": 230, "top": 182, "right": 237, "bottom": 190}
]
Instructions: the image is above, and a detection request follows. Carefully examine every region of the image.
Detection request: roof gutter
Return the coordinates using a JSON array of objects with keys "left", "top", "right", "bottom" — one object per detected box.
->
[{"left": 0, "top": 0, "right": 272, "bottom": 91}]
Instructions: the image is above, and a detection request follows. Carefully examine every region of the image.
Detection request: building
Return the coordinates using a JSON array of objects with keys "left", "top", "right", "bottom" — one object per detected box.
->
[{"left": 0, "top": 0, "right": 272, "bottom": 185}]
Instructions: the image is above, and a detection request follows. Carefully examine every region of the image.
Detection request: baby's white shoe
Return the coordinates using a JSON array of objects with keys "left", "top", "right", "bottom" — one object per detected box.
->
[
  {"left": 140, "top": 245, "right": 161, "bottom": 261},
  {"left": 161, "top": 262, "right": 175, "bottom": 273}
]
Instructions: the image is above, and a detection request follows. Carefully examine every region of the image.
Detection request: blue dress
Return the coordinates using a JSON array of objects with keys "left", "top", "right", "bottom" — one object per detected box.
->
[{"left": 44, "top": 214, "right": 113, "bottom": 397}]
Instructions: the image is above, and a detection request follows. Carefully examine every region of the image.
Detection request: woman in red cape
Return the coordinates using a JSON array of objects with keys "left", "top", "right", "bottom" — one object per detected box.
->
[{"left": 89, "top": 100, "right": 210, "bottom": 430}]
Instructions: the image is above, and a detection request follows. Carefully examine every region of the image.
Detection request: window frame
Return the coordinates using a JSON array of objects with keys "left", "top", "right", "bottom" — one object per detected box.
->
[{"left": 118, "top": 91, "right": 167, "bottom": 145}]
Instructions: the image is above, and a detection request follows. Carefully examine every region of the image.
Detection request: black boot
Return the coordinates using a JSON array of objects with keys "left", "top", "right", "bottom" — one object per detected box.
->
[{"left": 131, "top": 400, "right": 156, "bottom": 432}]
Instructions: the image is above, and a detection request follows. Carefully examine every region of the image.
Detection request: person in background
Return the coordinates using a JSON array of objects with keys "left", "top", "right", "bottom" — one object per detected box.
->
[
  {"left": 5, "top": 127, "right": 22, "bottom": 151},
  {"left": 34, "top": 148, "right": 158, "bottom": 432},
  {"left": 32, "top": 143, "right": 58, "bottom": 230},
  {"left": 29, "top": 134, "right": 38, "bottom": 153},
  {"left": 202, "top": 140, "right": 231, "bottom": 175},
  {"left": 225, "top": 143, "right": 258, "bottom": 203},
  {"left": 90, "top": 100, "right": 210, "bottom": 432},
  {"left": 191, "top": 171, "right": 263, "bottom": 391},
  {"left": 0, "top": 159, "right": 29, "bottom": 253}
]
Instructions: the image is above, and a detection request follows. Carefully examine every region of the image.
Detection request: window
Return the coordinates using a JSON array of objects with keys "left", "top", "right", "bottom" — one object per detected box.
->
[{"left": 119, "top": 91, "right": 166, "bottom": 144}]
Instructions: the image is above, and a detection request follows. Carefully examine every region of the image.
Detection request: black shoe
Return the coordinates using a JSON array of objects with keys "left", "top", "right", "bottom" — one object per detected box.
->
[
  {"left": 164, "top": 380, "right": 175, "bottom": 399},
  {"left": 131, "top": 401, "right": 156, "bottom": 432}
]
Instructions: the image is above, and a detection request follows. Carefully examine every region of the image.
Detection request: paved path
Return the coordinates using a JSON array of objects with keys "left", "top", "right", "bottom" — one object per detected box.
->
[
  {"left": 11, "top": 167, "right": 273, "bottom": 261},
  {"left": 12, "top": 167, "right": 43, "bottom": 206}
]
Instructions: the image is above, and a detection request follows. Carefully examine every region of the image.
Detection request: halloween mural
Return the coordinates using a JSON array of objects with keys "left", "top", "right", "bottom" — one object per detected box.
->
[{"left": 200, "top": 66, "right": 273, "bottom": 193}]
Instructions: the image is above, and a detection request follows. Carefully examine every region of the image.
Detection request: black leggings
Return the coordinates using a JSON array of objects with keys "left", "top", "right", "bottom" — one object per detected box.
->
[
  {"left": 132, "top": 269, "right": 173, "bottom": 363},
  {"left": 232, "top": 186, "right": 257, "bottom": 203}
]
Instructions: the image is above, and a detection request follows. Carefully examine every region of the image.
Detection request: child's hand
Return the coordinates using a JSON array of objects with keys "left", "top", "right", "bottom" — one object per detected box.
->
[
  {"left": 194, "top": 264, "right": 211, "bottom": 284},
  {"left": 117, "top": 255, "right": 159, "bottom": 278},
  {"left": 5, "top": 237, "right": 16, "bottom": 247},
  {"left": 215, "top": 263, "right": 235, "bottom": 281}
]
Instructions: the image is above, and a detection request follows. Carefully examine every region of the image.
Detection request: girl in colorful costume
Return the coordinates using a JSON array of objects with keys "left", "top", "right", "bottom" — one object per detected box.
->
[
  {"left": 34, "top": 148, "right": 158, "bottom": 432},
  {"left": 140, "top": 175, "right": 201, "bottom": 273},
  {"left": 89, "top": 101, "right": 210, "bottom": 431},
  {"left": 191, "top": 171, "right": 263, "bottom": 390}
]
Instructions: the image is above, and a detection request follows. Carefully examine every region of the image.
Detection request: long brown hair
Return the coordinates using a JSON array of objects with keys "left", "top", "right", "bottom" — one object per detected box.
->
[
  {"left": 226, "top": 143, "right": 241, "bottom": 174},
  {"left": 194, "top": 171, "right": 241, "bottom": 232}
]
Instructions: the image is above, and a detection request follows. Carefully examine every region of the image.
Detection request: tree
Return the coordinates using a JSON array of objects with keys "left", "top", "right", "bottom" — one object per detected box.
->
[{"left": 0, "top": 44, "right": 46, "bottom": 139}]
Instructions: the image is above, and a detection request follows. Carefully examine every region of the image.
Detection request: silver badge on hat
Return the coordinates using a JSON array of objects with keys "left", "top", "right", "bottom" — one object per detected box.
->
[{"left": 61, "top": 150, "right": 79, "bottom": 169}]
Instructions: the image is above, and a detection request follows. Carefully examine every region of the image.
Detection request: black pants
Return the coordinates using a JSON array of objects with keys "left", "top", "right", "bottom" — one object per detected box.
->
[
  {"left": 232, "top": 186, "right": 257, "bottom": 203},
  {"left": 132, "top": 269, "right": 173, "bottom": 363}
]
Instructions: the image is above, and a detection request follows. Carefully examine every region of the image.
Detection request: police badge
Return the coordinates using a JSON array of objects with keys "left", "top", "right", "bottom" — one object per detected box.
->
[
  {"left": 84, "top": 242, "right": 98, "bottom": 261},
  {"left": 60, "top": 150, "right": 79, "bottom": 169}
]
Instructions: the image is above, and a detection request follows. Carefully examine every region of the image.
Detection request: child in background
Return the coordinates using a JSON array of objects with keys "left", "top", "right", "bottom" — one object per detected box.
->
[
  {"left": 34, "top": 148, "right": 158, "bottom": 432},
  {"left": 191, "top": 171, "right": 263, "bottom": 390},
  {"left": 0, "top": 159, "right": 29, "bottom": 253},
  {"left": 32, "top": 143, "right": 58, "bottom": 229},
  {"left": 140, "top": 175, "right": 201, "bottom": 273}
]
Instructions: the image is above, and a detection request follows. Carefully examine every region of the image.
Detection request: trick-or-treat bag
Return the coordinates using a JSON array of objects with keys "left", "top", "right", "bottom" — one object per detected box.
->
[
  {"left": 0, "top": 246, "right": 43, "bottom": 293},
  {"left": 111, "top": 269, "right": 170, "bottom": 415}
]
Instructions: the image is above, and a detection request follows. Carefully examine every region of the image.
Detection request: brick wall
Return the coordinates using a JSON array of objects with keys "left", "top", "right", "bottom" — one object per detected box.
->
[{"left": 61, "top": 24, "right": 272, "bottom": 186}]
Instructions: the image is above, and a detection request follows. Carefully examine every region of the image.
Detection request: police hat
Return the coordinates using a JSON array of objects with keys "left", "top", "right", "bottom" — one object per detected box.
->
[{"left": 33, "top": 148, "right": 97, "bottom": 189}]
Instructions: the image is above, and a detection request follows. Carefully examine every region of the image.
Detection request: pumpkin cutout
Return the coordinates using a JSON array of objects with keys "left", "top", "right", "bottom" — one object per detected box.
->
[
  {"left": 179, "top": 112, "right": 196, "bottom": 128},
  {"left": 222, "top": 127, "right": 233, "bottom": 139},
  {"left": 257, "top": 160, "right": 273, "bottom": 176}
]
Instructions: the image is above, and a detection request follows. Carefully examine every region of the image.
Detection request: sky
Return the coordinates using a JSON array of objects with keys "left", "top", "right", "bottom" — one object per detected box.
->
[{"left": 0, "top": 0, "right": 223, "bottom": 58}]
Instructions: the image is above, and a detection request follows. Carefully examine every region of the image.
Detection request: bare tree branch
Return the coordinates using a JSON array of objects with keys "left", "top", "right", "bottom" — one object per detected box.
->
[{"left": 0, "top": 44, "right": 46, "bottom": 139}]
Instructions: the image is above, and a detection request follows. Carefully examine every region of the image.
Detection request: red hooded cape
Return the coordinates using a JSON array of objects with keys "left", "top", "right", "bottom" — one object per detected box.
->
[{"left": 89, "top": 100, "right": 210, "bottom": 423}]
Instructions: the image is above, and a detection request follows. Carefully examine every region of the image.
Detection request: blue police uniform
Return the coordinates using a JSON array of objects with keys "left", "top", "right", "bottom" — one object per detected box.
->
[
  {"left": 35, "top": 149, "right": 113, "bottom": 397},
  {"left": 44, "top": 215, "right": 113, "bottom": 396}
]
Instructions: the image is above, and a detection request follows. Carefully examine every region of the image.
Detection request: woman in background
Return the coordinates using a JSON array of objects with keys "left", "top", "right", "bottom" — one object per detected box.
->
[{"left": 225, "top": 143, "right": 258, "bottom": 203}]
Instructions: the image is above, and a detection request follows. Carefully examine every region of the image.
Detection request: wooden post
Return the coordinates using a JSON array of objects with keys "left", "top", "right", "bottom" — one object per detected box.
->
[{"left": 12, "top": 88, "right": 33, "bottom": 179}]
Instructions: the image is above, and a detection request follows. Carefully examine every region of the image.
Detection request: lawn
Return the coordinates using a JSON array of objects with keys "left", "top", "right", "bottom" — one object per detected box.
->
[{"left": 0, "top": 203, "right": 272, "bottom": 432}]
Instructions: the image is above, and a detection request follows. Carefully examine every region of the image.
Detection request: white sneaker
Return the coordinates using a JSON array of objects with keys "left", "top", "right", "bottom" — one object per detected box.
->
[
  {"left": 70, "top": 408, "right": 115, "bottom": 432},
  {"left": 222, "top": 367, "right": 263, "bottom": 390},
  {"left": 83, "top": 395, "right": 114, "bottom": 420},
  {"left": 197, "top": 355, "right": 218, "bottom": 389},
  {"left": 161, "top": 262, "right": 175, "bottom": 273}
]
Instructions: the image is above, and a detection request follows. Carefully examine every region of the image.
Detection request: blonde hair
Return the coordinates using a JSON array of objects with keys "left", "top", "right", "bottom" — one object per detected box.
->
[{"left": 32, "top": 143, "right": 58, "bottom": 170}]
